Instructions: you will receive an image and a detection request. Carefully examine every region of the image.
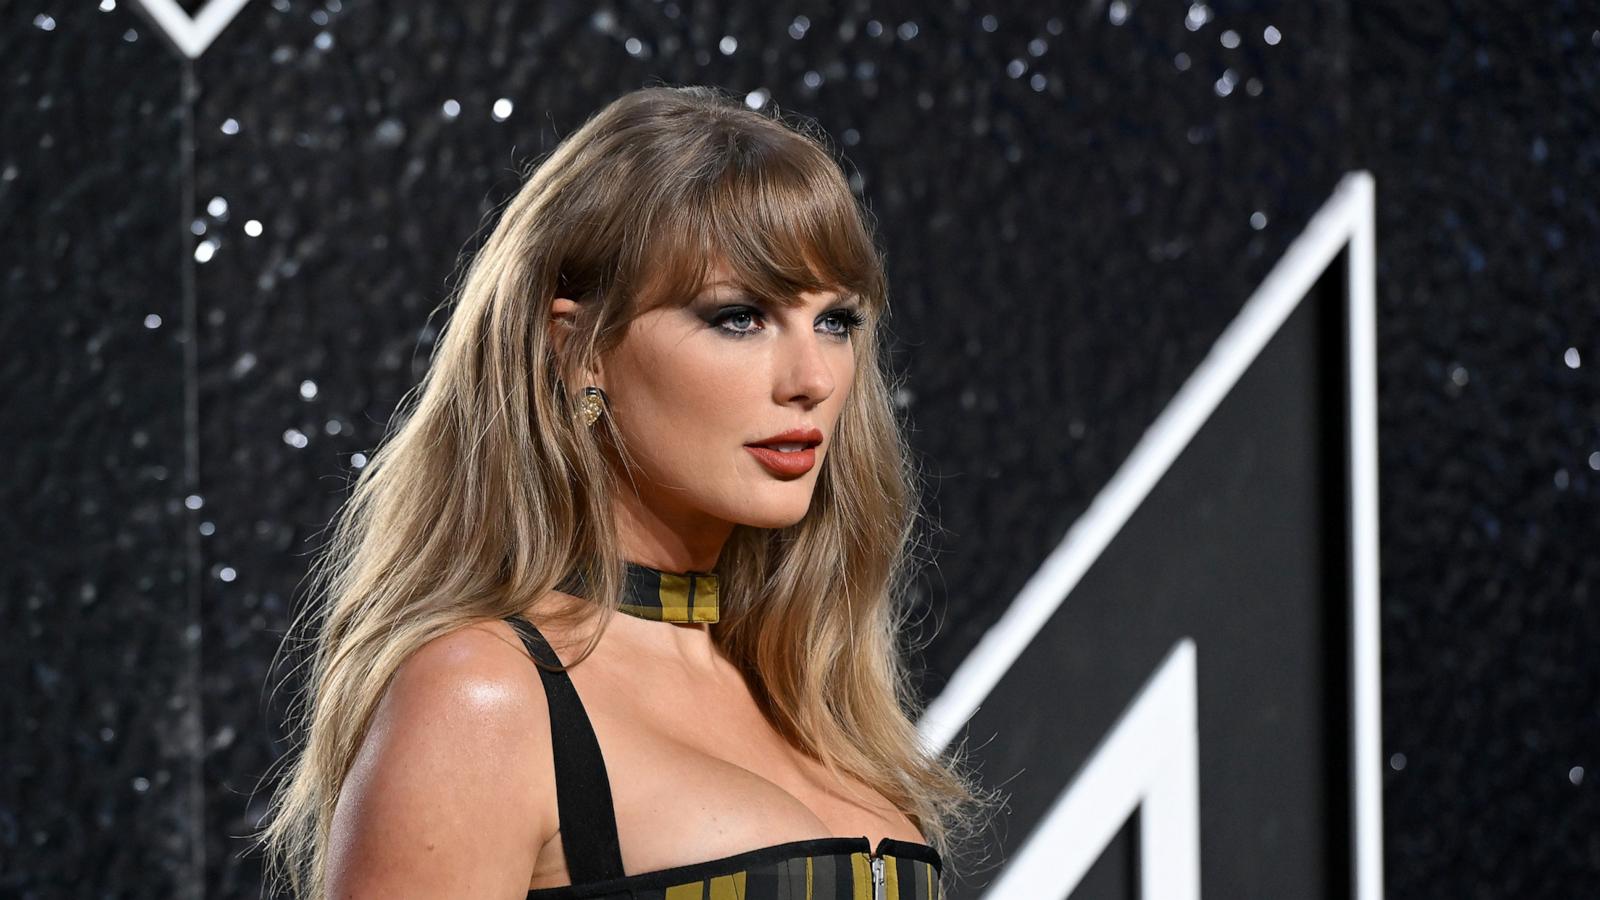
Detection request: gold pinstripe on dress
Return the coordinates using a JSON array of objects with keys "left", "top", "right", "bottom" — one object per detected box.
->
[
  {"left": 708, "top": 870, "right": 746, "bottom": 899},
  {"left": 527, "top": 847, "right": 938, "bottom": 899},
  {"left": 849, "top": 853, "right": 870, "bottom": 900}
]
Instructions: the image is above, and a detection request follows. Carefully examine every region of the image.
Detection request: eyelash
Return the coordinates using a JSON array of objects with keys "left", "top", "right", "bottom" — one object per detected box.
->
[{"left": 712, "top": 306, "right": 867, "bottom": 341}]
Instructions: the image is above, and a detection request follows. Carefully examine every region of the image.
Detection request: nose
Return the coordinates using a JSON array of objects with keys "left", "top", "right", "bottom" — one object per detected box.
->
[{"left": 775, "top": 327, "right": 837, "bottom": 407}]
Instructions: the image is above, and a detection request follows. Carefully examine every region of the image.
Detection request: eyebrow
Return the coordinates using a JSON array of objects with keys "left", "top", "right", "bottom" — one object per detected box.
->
[{"left": 696, "top": 281, "right": 859, "bottom": 307}]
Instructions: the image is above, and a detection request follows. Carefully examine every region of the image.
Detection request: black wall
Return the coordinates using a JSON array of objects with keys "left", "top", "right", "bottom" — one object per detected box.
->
[
  {"left": 1350, "top": 5, "right": 1600, "bottom": 896},
  {"left": 3, "top": 1, "right": 1595, "bottom": 897}
]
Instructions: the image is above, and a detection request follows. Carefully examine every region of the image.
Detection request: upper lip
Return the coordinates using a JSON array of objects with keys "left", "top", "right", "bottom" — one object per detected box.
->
[{"left": 746, "top": 426, "right": 824, "bottom": 448}]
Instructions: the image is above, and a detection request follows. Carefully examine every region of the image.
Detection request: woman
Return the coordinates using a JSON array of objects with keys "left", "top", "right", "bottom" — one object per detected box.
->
[{"left": 253, "top": 84, "right": 987, "bottom": 899}]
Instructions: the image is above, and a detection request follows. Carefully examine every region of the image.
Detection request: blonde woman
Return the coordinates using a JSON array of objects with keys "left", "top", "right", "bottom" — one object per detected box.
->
[{"left": 254, "top": 84, "right": 987, "bottom": 899}]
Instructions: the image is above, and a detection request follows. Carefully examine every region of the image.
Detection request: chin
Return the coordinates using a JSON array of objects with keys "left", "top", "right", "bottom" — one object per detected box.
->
[
  {"left": 737, "top": 506, "right": 812, "bottom": 530},
  {"left": 728, "top": 489, "right": 817, "bottom": 530}
]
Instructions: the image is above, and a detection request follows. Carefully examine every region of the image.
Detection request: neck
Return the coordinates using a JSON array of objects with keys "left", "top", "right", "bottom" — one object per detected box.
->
[{"left": 611, "top": 488, "right": 732, "bottom": 574}]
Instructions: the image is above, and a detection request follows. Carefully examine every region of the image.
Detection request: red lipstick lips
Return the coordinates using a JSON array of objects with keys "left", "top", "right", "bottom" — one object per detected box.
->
[{"left": 744, "top": 427, "right": 824, "bottom": 477}]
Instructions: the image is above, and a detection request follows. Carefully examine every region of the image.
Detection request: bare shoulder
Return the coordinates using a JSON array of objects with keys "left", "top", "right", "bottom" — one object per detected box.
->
[{"left": 325, "top": 618, "right": 557, "bottom": 898}]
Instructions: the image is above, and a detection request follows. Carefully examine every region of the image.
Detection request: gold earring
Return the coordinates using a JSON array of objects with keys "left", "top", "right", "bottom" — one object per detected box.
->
[{"left": 579, "top": 386, "right": 608, "bottom": 426}]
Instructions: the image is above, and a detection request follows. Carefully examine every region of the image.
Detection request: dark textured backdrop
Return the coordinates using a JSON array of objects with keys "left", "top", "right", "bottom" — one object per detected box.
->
[{"left": 3, "top": 1, "right": 1596, "bottom": 897}]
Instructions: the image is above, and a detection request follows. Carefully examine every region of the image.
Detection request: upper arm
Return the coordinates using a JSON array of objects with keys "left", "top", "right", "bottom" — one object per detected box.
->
[{"left": 325, "top": 621, "right": 555, "bottom": 899}]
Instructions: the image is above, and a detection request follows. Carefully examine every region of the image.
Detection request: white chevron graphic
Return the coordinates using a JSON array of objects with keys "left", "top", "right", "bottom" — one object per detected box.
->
[
  {"left": 981, "top": 639, "right": 1202, "bottom": 900},
  {"left": 919, "top": 171, "right": 1384, "bottom": 900},
  {"left": 131, "top": 0, "right": 251, "bottom": 59}
]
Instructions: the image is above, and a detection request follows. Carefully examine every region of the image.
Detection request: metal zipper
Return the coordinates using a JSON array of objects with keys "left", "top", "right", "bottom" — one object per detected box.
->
[{"left": 871, "top": 854, "right": 885, "bottom": 900}]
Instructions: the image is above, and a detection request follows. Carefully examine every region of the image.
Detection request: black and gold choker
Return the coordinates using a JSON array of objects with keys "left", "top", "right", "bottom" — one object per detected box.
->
[
  {"left": 619, "top": 560, "right": 719, "bottom": 623},
  {"left": 560, "top": 560, "right": 720, "bottom": 624}
]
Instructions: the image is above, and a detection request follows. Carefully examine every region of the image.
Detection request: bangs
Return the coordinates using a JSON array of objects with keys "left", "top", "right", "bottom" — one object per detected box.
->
[{"left": 626, "top": 130, "right": 885, "bottom": 318}]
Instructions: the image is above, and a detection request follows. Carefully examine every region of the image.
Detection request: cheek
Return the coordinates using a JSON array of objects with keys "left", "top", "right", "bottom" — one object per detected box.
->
[
  {"left": 614, "top": 337, "right": 752, "bottom": 456},
  {"left": 607, "top": 325, "right": 859, "bottom": 474},
  {"left": 838, "top": 357, "right": 857, "bottom": 404}
]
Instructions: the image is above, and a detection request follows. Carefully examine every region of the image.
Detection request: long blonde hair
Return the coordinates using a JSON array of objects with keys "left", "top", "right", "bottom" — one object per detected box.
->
[{"left": 252, "top": 84, "right": 990, "bottom": 899}]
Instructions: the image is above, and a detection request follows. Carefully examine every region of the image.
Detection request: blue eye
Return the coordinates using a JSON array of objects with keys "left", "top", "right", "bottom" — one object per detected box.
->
[
  {"left": 821, "top": 308, "right": 867, "bottom": 339},
  {"left": 712, "top": 307, "right": 760, "bottom": 337},
  {"left": 711, "top": 306, "right": 866, "bottom": 340}
]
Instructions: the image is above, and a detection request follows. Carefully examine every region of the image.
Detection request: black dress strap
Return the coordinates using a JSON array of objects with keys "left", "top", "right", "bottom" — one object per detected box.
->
[{"left": 503, "top": 614, "right": 626, "bottom": 883}]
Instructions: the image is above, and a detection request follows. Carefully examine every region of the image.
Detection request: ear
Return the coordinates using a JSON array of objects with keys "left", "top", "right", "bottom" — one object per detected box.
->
[
  {"left": 549, "top": 296, "right": 602, "bottom": 387},
  {"left": 550, "top": 295, "right": 579, "bottom": 332}
]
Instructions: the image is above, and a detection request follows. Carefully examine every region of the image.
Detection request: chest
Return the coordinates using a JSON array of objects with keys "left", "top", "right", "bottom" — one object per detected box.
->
[{"left": 526, "top": 651, "right": 917, "bottom": 887}]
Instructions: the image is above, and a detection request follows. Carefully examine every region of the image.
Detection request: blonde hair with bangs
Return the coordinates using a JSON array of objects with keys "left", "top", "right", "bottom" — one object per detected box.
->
[{"left": 251, "top": 83, "right": 991, "bottom": 899}]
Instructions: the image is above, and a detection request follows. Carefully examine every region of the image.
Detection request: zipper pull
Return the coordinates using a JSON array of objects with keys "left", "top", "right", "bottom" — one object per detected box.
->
[{"left": 871, "top": 854, "right": 885, "bottom": 900}]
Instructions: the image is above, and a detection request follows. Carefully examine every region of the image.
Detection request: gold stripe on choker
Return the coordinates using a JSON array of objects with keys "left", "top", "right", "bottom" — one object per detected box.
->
[
  {"left": 557, "top": 561, "right": 720, "bottom": 623},
  {"left": 618, "top": 560, "right": 719, "bottom": 623},
  {"left": 548, "top": 560, "right": 720, "bottom": 623}
]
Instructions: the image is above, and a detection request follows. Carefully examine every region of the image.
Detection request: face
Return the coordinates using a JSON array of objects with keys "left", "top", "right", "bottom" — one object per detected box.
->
[{"left": 577, "top": 262, "right": 863, "bottom": 547}]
